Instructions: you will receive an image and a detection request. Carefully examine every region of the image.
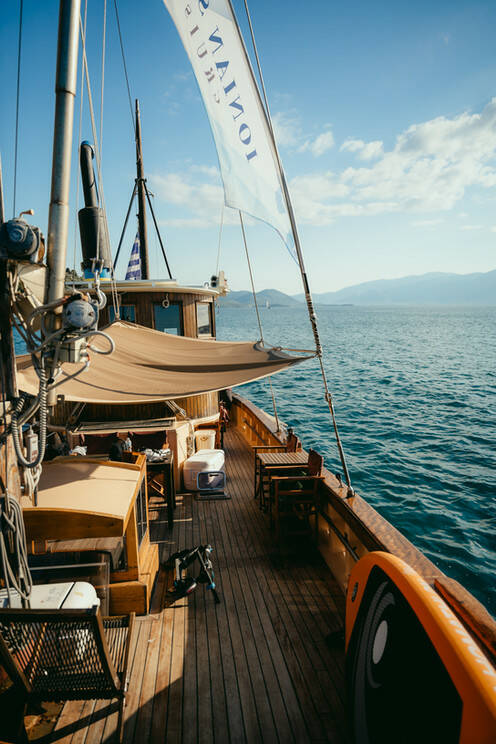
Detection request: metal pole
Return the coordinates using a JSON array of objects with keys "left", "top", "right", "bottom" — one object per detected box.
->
[
  {"left": 46, "top": 0, "right": 81, "bottom": 306},
  {"left": 144, "top": 185, "right": 173, "bottom": 279},
  {"left": 135, "top": 99, "right": 149, "bottom": 280},
  {"left": 114, "top": 182, "right": 137, "bottom": 270}
]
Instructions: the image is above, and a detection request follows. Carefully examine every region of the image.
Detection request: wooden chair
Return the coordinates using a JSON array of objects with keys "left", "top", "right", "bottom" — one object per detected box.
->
[
  {"left": 129, "top": 430, "right": 170, "bottom": 501},
  {"left": 0, "top": 607, "right": 135, "bottom": 743},
  {"left": 270, "top": 449, "right": 325, "bottom": 545},
  {"left": 253, "top": 431, "right": 302, "bottom": 502}
]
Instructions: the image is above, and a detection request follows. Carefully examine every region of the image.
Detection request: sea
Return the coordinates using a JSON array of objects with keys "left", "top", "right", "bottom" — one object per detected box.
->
[{"left": 216, "top": 304, "right": 496, "bottom": 618}]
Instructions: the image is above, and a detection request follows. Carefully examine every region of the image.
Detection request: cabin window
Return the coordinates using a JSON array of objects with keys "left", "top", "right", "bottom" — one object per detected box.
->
[
  {"left": 153, "top": 303, "right": 182, "bottom": 335},
  {"left": 135, "top": 480, "right": 148, "bottom": 547},
  {"left": 196, "top": 302, "right": 213, "bottom": 336},
  {"left": 110, "top": 305, "right": 135, "bottom": 322}
]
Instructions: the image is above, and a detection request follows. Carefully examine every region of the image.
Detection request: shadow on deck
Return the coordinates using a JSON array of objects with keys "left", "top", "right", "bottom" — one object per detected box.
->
[{"left": 38, "top": 427, "right": 348, "bottom": 744}]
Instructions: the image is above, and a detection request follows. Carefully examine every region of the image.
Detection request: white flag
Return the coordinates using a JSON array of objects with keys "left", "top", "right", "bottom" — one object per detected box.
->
[{"left": 163, "top": 0, "right": 292, "bottom": 248}]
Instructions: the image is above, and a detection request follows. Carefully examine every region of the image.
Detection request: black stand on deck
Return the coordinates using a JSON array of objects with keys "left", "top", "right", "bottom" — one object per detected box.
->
[{"left": 166, "top": 544, "right": 220, "bottom": 604}]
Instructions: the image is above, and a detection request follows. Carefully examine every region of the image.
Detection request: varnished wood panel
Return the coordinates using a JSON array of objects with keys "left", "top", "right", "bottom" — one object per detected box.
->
[
  {"left": 100, "top": 290, "right": 216, "bottom": 340},
  {"left": 109, "top": 580, "right": 147, "bottom": 615},
  {"left": 175, "top": 391, "right": 219, "bottom": 419}
]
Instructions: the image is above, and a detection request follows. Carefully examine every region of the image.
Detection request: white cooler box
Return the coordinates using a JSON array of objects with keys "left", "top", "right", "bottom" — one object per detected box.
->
[
  {"left": 195, "top": 429, "right": 217, "bottom": 450},
  {"left": 183, "top": 449, "right": 225, "bottom": 492}
]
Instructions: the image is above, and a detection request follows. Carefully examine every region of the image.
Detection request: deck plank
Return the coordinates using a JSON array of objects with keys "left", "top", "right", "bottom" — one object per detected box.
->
[
  {"left": 164, "top": 489, "right": 188, "bottom": 744},
  {"left": 50, "top": 426, "right": 347, "bottom": 744},
  {"left": 211, "top": 480, "right": 303, "bottom": 743},
  {"left": 224, "top": 439, "right": 328, "bottom": 743}
]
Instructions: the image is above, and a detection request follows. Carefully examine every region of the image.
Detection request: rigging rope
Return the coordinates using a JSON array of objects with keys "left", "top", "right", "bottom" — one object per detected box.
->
[
  {"left": 239, "top": 211, "right": 280, "bottom": 433},
  {"left": 72, "top": 0, "right": 88, "bottom": 278},
  {"left": 216, "top": 204, "right": 224, "bottom": 278},
  {"left": 113, "top": 0, "right": 136, "bottom": 138},
  {"left": 79, "top": 15, "right": 120, "bottom": 316},
  {"left": 99, "top": 0, "right": 107, "bottom": 166},
  {"left": 12, "top": 0, "right": 23, "bottom": 219},
  {"left": 242, "top": 0, "right": 353, "bottom": 492},
  {"left": 0, "top": 340, "right": 32, "bottom": 606}
]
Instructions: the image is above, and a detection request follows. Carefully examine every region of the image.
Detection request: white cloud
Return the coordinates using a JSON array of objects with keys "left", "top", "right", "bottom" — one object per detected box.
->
[
  {"left": 341, "top": 138, "right": 383, "bottom": 160},
  {"left": 411, "top": 219, "right": 444, "bottom": 227},
  {"left": 299, "top": 130, "right": 335, "bottom": 157},
  {"left": 273, "top": 111, "right": 334, "bottom": 157},
  {"left": 290, "top": 98, "right": 496, "bottom": 225},
  {"left": 460, "top": 224, "right": 483, "bottom": 231},
  {"left": 150, "top": 100, "right": 496, "bottom": 231},
  {"left": 272, "top": 111, "right": 301, "bottom": 147},
  {"left": 150, "top": 169, "right": 239, "bottom": 228},
  {"left": 340, "top": 138, "right": 364, "bottom": 154}
]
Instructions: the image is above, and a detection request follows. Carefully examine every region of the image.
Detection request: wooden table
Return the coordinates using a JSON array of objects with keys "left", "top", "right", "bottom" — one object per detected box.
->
[{"left": 254, "top": 451, "right": 309, "bottom": 512}]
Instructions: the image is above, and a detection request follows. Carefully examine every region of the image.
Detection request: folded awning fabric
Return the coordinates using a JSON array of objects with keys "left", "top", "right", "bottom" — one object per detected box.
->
[{"left": 16, "top": 321, "right": 313, "bottom": 404}]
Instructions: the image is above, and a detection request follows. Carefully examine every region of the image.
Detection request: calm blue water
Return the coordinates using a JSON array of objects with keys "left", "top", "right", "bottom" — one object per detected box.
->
[{"left": 216, "top": 304, "right": 496, "bottom": 618}]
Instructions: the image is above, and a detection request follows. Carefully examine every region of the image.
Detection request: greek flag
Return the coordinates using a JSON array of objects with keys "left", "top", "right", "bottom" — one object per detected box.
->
[{"left": 125, "top": 234, "right": 141, "bottom": 280}]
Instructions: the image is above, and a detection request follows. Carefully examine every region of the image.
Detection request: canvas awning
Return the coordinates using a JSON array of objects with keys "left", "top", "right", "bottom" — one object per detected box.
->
[{"left": 16, "top": 321, "right": 312, "bottom": 404}]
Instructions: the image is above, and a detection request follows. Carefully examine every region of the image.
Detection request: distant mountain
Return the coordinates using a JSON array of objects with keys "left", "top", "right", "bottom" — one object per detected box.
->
[
  {"left": 293, "top": 270, "right": 496, "bottom": 305},
  {"left": 219, "top": 288, "right": 300, "bottom": 307}
]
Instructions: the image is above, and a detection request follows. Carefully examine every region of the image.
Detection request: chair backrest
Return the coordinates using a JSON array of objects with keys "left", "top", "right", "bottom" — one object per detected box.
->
[
  {"left": 307, "top": 449, "right": 324, "bottom": 477},
  {"left": 0, "top": 607, "right": 120, "bottom": 700},
  {"left": 286, "top": 432, "right": 301, "bottom": 453}
]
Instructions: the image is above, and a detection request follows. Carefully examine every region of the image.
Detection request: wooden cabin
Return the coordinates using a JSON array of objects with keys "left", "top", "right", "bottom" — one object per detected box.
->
[
  {"left": 21, "top": 453, "right": 158, "bottom": 615},
  {"left": 91, "top": 279, "right": 220, "bottom": 420}
]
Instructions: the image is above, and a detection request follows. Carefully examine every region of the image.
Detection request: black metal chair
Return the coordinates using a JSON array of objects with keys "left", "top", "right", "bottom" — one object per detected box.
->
[{"left": 0, "top": 606, "right": 135, "bottom": 743}]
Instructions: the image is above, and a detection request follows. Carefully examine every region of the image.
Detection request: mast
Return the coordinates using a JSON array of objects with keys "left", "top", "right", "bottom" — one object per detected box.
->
[
  {"left": 135, "top": 99, "right": 150, "bottom": 280},
  {"left": 45, "top": 0, "right": 81, "bottom": 407},
  {"left": 46, "top": 0, "right": 81, "bottom": 304}
]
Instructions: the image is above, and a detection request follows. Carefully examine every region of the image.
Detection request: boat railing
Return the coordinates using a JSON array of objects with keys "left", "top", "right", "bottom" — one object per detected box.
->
[{"left": 230, "top": 392, "right": 496, "bottom": 665}]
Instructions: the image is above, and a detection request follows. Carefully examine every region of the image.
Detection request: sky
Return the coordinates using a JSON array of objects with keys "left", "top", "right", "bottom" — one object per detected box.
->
[{"left": 1, "top": 0, "right": 496, "bottom": 294}]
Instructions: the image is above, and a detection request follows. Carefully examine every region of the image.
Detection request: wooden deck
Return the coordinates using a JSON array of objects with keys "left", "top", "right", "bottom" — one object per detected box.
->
[{"left": 48, "top": 427, "right": 348, "bottom": 744}]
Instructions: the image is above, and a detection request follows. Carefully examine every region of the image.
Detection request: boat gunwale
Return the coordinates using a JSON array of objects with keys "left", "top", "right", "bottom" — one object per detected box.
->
[{"left": 231, "top": 391, "right": 496, "bottom": 664}]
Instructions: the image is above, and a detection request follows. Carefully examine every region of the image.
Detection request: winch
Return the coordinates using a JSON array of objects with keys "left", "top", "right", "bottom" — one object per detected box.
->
[{"left": 0, "top": 215, "right": 42, "bottom": 263}]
